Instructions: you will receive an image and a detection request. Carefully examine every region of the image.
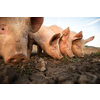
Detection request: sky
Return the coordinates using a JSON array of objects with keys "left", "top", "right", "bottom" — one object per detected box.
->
[{"left": 43, "top": 17, "right": 100, "bottom": 47}]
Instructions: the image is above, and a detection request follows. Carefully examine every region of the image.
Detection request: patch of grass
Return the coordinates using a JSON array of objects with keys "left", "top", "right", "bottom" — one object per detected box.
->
[
  {"left": 61, "top": 56, "right": 82, "bottom": 62},
  {"left": 72, "top": 58, "right": 80, "bottom": 62},
  {"left": 91, "top": 52, "right": 100, "bottom": 57},
  {"left": 14, "top": 63, "right": 33, "bottom": 77},
  {"left": 25, "top": 66, "right": 33, "bottom": 76},
  {"left": 82, "top": 54, "right": 89, "bottom": 60},
  {"left": 61, "top": 56, "right": 69, "bottom": 62}
]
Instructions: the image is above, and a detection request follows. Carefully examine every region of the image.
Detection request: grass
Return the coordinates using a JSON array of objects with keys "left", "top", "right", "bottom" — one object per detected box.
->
[
  {"left": 61, "top": 56, "right": 80, "bottom": 62},
  {"left": 72, "top": 58, "right": 80, "bottom": 62},
  {"left": 61, "top": 52, "right": 100, "bottom": 62},
  {"left": 91, "top": 52, "right": 100, "bottom": 57},
  {"left": 61, "top": 56, "right": 69, "bottom": 62},
  {"left": 83, "top": 52, "right": 100, "bottom": 58},
  {"left": 15, "top": 63, "right": 34, "bottom": 77}
]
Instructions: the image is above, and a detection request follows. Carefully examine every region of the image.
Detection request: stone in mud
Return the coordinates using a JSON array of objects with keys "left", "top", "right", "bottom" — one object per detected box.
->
[{"left": 35, "top": 58, "right": 47, "bottom": 72}]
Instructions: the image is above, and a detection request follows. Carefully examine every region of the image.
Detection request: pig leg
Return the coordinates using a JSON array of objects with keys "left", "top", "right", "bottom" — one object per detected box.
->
[
  {"left": 37, "top": 45, "right": 42, "bottom": 55},
  {"left": 37, "top": 45, "right": 49, "bottom": 57},
  {"left": 27, "top": 42, "right": 33, "bottom": 60},
  {"left": 27, "top": 35, "right": 37, "bottom": 60}
]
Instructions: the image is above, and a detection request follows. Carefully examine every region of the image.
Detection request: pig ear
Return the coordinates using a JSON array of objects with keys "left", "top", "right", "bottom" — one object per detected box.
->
[
  {"left": 84, "top": 36, "right": 95, "bottom": 44},
  {"left": 72, "top": 31, "right": 83, "bottom": 41},
  {"left": 30, "top": 17, "right": 44, "bottom": 33},
  {"left": 61, "top": 27, "right": 70, "bottom": 41},
  {"left": 49, "top": 33, "right": 61, "bottom": 45}
]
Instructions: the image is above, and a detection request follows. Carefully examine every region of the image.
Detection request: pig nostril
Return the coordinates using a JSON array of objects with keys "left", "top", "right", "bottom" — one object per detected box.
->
[
  {"left": 9, "top": 58, "right": 16, "bottom": 62},
  {"left": 72, "top": 56, "right": 77, "bottom": 58},
  {"left": 2, "top": 28, "right": 4, "bottom": 30},
  {"left": 20, "top": 58, "right": 25, "bottom": 62}
]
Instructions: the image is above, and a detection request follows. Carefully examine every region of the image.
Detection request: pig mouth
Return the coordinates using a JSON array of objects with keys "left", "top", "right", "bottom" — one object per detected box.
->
[
  {"left": 75, "top": 53, "right": 84, "bottom": 58},
  {"left": 5, "top": 54, "right": 27, "bottom": 64}
]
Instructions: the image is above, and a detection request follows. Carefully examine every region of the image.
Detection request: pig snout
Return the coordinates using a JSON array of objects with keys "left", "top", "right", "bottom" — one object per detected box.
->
[
  {"left": 77, "top": 53, "right": 84, "bottom": 58},
  {"left": 67, "top": 49, "right": 75, "bottom": 58},
  {"left": 2, "top": 37, "right": 27, "bottom": 64},
  {"left": 53, "top": 53, "right": 63, "bottom": 60},
  {"left": 5, "top": 54, "right": 27, "bottom": 64},
  {"left": 70, "top": 54, "right": 75, "bottom": 58},
  {"left": 80, "top": 54, "right": 84, "bottom": 58},
  {"left": 57, "top": 54, "right": 63, "bottom": 60},
  {"left": 3, "top": 44, "right": 27, "bottom": 64}
]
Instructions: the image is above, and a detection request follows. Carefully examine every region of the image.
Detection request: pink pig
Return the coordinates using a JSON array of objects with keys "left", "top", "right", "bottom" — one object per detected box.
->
[
  {"left": 0, "top": 17, "right": 43, "bottom": 64},
  {"left": 70, "top": 31, "right": 95, "bottom": 57},
  {"left": 30, "top": 25, "right": 63, "bottom": 59}
]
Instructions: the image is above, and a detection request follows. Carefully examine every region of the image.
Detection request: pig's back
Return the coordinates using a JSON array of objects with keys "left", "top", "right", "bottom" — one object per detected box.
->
[
  {"left": 69, "top": 31, "right": 77, "bottom": 39},
  {"left": 49, "top": 25, "right": 63, "bottom": 34},
  {"left": 38, "top": 25, "right": 55, "bottom": 38},
  {"left": 33, "top": 25, "right": 55, "bottom": 43}
]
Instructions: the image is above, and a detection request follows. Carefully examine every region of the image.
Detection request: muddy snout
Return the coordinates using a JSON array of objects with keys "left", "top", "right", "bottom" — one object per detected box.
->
[{"left": 5, "top": 54, "right": 27, "bottom": 64}]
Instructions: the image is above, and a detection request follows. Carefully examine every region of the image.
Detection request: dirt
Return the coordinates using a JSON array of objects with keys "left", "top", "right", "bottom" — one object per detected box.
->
[
  {"left": 0, "top": 46, "right": 100, "bottom": 84},
  {"left": 84, "top": 46, "right": 100, "bottom": 54}
]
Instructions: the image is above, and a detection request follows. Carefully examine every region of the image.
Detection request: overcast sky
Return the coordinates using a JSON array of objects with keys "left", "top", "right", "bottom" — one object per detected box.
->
[{"left": 43, "top": 17, "right": 100, "bottom": 47}]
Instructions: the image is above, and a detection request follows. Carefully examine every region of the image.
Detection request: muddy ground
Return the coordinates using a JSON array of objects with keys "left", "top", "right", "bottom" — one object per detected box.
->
[{"left": 0, "top": 46, "right": 100, "bottom": 84}]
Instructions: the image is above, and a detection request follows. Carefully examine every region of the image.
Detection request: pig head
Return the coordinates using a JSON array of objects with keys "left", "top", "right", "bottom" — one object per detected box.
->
[
  {"left": 0, "top": 17, "right": 43, "bottom": 64},
  {"left": 70, "top": 31, "right": 95, "bottom": 57},
  {"left": 59, "top": 27, "right": 75, "bottom": 58}
]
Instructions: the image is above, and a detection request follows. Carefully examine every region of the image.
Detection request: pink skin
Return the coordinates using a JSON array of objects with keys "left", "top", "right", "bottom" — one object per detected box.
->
[
  {"left": 49, "top": 25, "right": 63, "bottom": 34},
  {"left": 0, "top": 17, "right": 43, "bottom": 64},
  {"left": 59, "top": 27, "right": 75, "bottom": 58},
  {"left": 49, "top": 25, "right": 75, "bottom": 58},
  {"left": 70, "top": 31, "right": 95, "bottom": 57},
  {"left": 31, "top": 25, "right": 63, "bottom": 60}
]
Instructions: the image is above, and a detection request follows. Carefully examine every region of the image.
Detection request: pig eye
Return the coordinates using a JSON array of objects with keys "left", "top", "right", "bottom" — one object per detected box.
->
[
  {"left": 54, "top": 46, "right": 56, "bottom": 49},
  {"left": 53, "top": 46, "right": 57, "bottom": 49},
  {"left": 0, "top": 24, "right": 7, "bottom": 34},
  {"left": 77, "top": 46, "right": 81, "bottom": 48},
  {"left": 66, "top": 45, "right": 68, "bottom": 47},
  {"left": 2, "top": 28, "right": 4, "bottom": 30}
]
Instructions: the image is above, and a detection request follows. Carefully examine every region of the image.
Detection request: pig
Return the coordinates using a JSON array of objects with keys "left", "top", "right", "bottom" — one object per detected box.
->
[
  {"left": 29, "top": 25, "right": 63, "bottom": 59},
  {"left": 49, "top": 25, "right": 95, "bottom": 58},
  {"left": 0, "top": 17, "right": 43, "bottom": 64},
  {"left": 49, "top": 25, "right": 75, "bottom": 58},
  {"left": 70, "top": 31, "right": 95, "bottom": 57}
]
